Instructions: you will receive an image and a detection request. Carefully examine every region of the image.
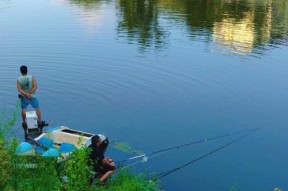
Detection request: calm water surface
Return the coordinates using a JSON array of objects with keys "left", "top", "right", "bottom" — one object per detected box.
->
[{"left": 1, "top": 0, "right": 288, "bottom": 190}]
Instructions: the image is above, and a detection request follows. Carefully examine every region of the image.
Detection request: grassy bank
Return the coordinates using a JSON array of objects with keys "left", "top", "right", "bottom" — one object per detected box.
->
[
  {"left": 0, "top": 111, "right": 161, "bottom": 191},
  {"left": 1, "top": 111, "right": 284, "bottom": 191}
]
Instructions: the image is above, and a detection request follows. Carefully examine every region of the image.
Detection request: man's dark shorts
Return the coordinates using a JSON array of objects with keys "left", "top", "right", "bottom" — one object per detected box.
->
[{"left": 21, "top": 96, "right": 39, "bottom": 109}]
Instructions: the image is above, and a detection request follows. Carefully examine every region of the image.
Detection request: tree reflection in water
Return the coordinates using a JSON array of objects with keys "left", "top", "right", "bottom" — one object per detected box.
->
[
  {"left": 70, "top": 0, "right": 288, "bottom": 54},
  {"left": 117, "top": 0, "right": 288, "bottom": 54},
  {"left": 117, "top": 0, "right": 167, "bottom": 50}
]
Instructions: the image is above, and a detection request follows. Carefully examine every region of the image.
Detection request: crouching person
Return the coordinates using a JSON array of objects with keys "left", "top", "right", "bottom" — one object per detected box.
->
[{"left": 88, "top": 135, "right": 116, "bottom": 185}]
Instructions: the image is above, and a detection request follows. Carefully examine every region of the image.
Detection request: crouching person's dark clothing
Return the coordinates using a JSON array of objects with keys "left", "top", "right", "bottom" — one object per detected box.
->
[{"left": 88, "top": 144, "right": 115, "bottom": 173}]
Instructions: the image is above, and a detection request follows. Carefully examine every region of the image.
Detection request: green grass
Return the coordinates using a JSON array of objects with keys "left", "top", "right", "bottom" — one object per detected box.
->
[
  {"left": 0, "top": 109, "right": 161, "bottom": 191},
  {"left": 96, "top": 169, "right": 161, "bottom": 191},
  {"left": 1, "top": 109, "right": 283, "bottom": 191}
]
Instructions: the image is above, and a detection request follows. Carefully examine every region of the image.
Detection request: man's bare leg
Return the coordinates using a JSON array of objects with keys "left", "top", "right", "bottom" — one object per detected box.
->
[
  {"left": 35, "top": 108, "right": 42, "bottom": 122},
  {"left": 99, "top": 170, "right": 115, "bottom": 182},
  {"left": 22, "top": 109, "right": 26, "bottom": 122}
]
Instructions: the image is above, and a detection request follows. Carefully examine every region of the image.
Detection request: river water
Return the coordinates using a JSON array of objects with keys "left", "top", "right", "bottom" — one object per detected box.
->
[{"left": 1, "top": 0, "right": 288, "bottom": 190}]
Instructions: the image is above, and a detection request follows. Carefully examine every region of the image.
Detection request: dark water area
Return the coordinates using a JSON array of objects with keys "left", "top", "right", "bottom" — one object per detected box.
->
[{"left": 1, "top": 0, "right": 288, "bottom": 190}]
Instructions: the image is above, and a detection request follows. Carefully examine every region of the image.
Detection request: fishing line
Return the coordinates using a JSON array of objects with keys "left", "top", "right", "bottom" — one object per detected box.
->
[
  {"left": 148, "top": 129, "right": 258, "bottom": 180},
  {"left": 116, "top": 128, "right": 260, "bottom": 167}
]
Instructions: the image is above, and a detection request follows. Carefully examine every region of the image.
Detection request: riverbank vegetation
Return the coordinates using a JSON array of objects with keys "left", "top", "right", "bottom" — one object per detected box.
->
[
  {"left": 0, "top": 111, "right": 161, "bottom": 191},
  {"left": 0, "top": 110, "right": 283, "bottom": 191}
]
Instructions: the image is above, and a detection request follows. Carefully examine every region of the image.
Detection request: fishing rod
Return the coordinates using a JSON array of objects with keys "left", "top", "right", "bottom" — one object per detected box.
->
[
  {"left": 116, "top": 128, "right": 260, "bottom": 167},
  {"left": 26, "top": 136, "right": 48, "bottom": 151},
  {"left": 148, "top": 129, "right": 258, "bottom": 180}
]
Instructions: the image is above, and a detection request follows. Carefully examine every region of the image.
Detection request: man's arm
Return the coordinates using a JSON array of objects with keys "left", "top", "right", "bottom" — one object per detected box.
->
[
  {"left": 17, "top": 81, "right": 24, "bottom": 94},
  {"left": 102, "top": 157, "right": 114, "bottom": 165},
  {"left": 29, "top": 76, "right": 37, "bottom": 94},
  {"left": 17, "top": 81, "right": 30, "bottom": 98}
]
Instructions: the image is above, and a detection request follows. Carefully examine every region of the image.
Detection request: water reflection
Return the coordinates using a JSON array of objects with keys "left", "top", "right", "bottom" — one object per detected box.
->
[
  {"left": 52, "top": 0, "right": 108, "bottom": 37},
  {"left": 117, "top": 0, "right": 288, "bottom": 54},
  {"left": 117, "top": 0, "right": 167, "bottom": 50},
  {"left": 213, "top": 13, "right": 256, "bottom": 53}
]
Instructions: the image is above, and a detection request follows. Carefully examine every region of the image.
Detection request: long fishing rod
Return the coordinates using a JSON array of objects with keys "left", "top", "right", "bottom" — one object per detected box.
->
[
  {"left": 148, "top": 129, "right": 258, "bottom": 180},
  {"left": 115, "top": 128, "right": 260, "bottom": 166},
  {"left": 26, "top": 136, "right": 48, "bottom": 151}
]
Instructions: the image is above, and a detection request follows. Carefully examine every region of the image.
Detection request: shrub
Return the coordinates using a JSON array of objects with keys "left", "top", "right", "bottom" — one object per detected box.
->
[{"left": 0, "top": 110, "right": 161, "bottom": 191}]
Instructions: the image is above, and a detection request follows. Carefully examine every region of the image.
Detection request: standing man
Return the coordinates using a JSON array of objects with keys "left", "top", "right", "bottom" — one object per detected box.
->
[{"left": 17, "top": 65, "right": 47, "bottom": 128}]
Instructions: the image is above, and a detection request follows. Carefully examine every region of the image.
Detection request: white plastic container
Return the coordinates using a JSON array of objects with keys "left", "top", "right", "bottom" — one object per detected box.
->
[{"left": 26, "top": 111, "right": 38, "bottom": 129}]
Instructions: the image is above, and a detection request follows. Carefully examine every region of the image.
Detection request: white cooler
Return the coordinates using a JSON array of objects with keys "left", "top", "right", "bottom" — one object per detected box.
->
[{"left": 26, "top": 111, "right": 38, "bottom": 129}]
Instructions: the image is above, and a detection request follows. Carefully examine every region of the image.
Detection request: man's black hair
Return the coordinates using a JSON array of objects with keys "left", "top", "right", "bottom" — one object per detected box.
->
[
  {"left": 91, "top": 135, "right": 101, "bottom": 146},
  {"left": 20, "top": 65, "right": 28, "bottom": 75}
]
